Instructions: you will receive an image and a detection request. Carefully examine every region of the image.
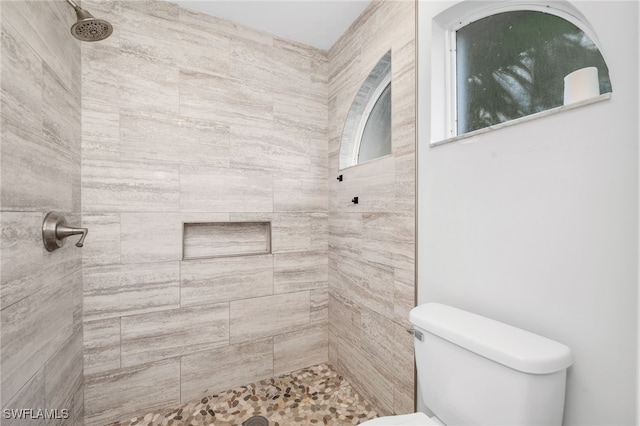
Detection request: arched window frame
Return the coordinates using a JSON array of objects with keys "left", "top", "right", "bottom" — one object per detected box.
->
[
  {"left": 429, "top": 1, "right": 612, "bottom": 146},
  {"left": 339, "top": 50, "right": 392, "bottom": 170},
  {"left": 351, "top": 73, "right": 392, "bottom": 165}
]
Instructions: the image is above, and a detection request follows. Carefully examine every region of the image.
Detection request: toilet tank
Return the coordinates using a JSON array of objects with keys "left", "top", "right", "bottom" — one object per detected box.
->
[{"left": 410, "top": 303, "right": 573, "bottom": 426}]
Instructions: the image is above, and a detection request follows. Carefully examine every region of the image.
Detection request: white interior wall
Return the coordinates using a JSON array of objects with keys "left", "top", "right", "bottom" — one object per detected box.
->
[{"left": 417, "top": 1, "right": 638, "bottom": 425}]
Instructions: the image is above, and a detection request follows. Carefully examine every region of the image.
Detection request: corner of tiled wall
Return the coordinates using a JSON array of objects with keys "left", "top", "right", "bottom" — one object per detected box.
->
[{"left": 327, "top": 0, "right": 417, "bottom": 416}]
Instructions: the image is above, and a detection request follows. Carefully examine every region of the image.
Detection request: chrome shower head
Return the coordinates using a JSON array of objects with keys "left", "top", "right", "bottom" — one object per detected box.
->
[{"left": 66, "top": 0, "right": 113, "bottom": 42}]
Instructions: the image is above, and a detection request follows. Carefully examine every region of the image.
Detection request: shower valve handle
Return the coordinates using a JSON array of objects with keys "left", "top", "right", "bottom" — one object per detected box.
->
[
  {"left": 42, "top": 212, "right": 89, "bottom": 252},
  {"left": 56, "top": 224, "right": 88, "bottom": 247}
]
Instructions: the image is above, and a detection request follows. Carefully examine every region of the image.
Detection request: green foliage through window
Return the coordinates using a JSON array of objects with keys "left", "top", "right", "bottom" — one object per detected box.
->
[{"left": 456, "top": 10, "right": 611, "bottom": 134}]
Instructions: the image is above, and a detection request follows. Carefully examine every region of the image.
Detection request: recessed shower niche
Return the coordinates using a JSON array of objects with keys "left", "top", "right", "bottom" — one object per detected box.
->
[
  {"left": 182, "top": 222, "right": 272, "bottom": 260},
  {"left": 339, "top": 50, "right": 392, "bottom": 169}
]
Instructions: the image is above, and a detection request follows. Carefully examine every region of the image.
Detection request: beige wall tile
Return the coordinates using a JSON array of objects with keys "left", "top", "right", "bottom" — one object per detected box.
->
[
  {"left": 337, "top": 338, "right": 395, "bottom": 416},
  {"left": 45, "top": 331, "right": 84, "bottom": 413},
  {"left": 1, "top": 369, "right": 44, "bottom": 423},
  {"left": 119, "top": 112, "right": 230, "bottom": 167},
  {"left": 82, "top": 159, "right": 180, "bottom": 213},
  {"left": 81, "top": 214, "right": 121, "bottom": 267},
  {"left": 1, "top": 275, "right": 73, "bottom": 404},
  {"left": 81, "top": 98, "right": 120, "bottom": 161},
  {"left": 83, "top": 318, "right": 121, "bottom": 376},
  {"left": 120, "top": 213, "right": 182, "bottom": 264},
  {"left": 180, "top": 339, "right": 273, "bottom": 403},
  {"left": 0, "top": 212, "right": 45, "bottom": 309},
  {"left": 271, "top": 213, "right": 312, "bottom": 253},
  {"left": 181, "top": 255, "right": 273, "bottom": 307},
  {"left": 328, "top": 292, "right": 362, "bottom": 347},
  {"left": 121, "top": 303, "right": 229, "bottom": 367},
  {"left": 1, "top": 116, "right": 74, "bottom": 212},
  {"left": 310, "top": 288, "right": 329, "bottom": 325},
  {"left": 274, "top": 251, "right": 328, "bottom": 294},
  {"left": 180, "top": 166, "right": 273, "bottom": 213},
  {"left": 84, "top": 358, "right": 181, "bottom": 426},
  {"left": 230, "top": 292, "right": 310, "bottom": 344},
  {"left": 179, "top": 70, "right": 273, "bottom": 128},
  {"left": 274, "top": 175, "right": 328, "bottom": 212},
  {"left": 274, "top": 324, "right": 329, "bottom": 375},
  {"left": 83, "top": 262, "right": 180, "bottom": 320}
]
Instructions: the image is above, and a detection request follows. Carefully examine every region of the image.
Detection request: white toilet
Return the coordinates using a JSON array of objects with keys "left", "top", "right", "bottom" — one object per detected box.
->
[{"left": 362, "top": 303, "right": 573, "bottom": 425}]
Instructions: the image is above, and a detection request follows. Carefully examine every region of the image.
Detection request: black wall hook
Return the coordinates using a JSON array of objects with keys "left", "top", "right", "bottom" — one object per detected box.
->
[
  {"left": 337, "top": 175, "right": 343, "bottom": 182},
  {"left": 351, "top": 197, "right": 359, "bottom": 204}
]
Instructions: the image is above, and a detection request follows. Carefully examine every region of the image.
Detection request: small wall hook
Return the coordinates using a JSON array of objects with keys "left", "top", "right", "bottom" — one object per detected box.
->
[
  {"left": 337, "top": 175, "right": 343, "bottom": 182},
  {"left": 352, "top": 197, "right": 359, "bottom": 204},
  {"left": 42, "top": 212, "right": 88, "bottom": 252}
]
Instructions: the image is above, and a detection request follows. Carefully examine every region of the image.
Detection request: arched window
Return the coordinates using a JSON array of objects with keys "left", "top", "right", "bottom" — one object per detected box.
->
[
  {"left": 428, "top": 3, "right": 613, "bottom": 143},
  {"left": 339, "top": 51, "right": 392, "bottom": 169}
]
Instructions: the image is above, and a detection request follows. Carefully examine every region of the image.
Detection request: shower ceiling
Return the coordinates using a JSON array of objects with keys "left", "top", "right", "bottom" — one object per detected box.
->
[{"left": 169, "top": 0, "right": 372, "bottom": 50}]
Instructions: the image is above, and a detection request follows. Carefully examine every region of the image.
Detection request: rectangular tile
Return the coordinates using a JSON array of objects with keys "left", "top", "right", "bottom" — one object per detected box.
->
[
  {"left": 82, "top": 100, "right": 120, "bottom": 160},
  {"left": 119, "top": 23, "right": 229, "bottom": 77},
  {"left": 335, "top": 256, "right": 394, "bottom": 318},
  {"left": 120, "top": 213, "right": 182, "bottom": 264},
  {"left": 119, "top": 112, "right": 230, "bottom": 166},
  {"left": 84, "top": 358, "right": 180, "bottom": 426},
  {"left": 274, "top": 324, "right": 328, "bottom": 376},
  {"left": 44, "top": 331, "right": 83, "bottom": 413},
  {"left": 331, "top": 156, "right": 395, "bottom": 213},
  {"left": 229, "top": 126, "right": 321, "bottom": 174},
  {"left": 230, "top": 292, "right": 310, "bottom": 344},
  {"left": 0, "top": 212, "right": 45, "bottom": 309},
  {"left": 310, "top": 213, "right": 329, "bottom": 252},
  {"left": 1, "top": 369, "right": 44, "bottom": 425},
  {"left": 273, "top": 175, "right": 327, "bottom": 212},
  {"left": 337, "top": 339, "right": 395, "bottom": 416},
  {"left": 328, "top": 213, "right": 362, "bottom": 258},
  {"left": 83, "top": 318, "right": 121, "bottom": 376},
  {"left": 273, "top": 92, "right": 327, "bottom": 138},
  {"left": 270, "top": 213, "right": 311, "bottom": 253},
  {"left": 179, "top": 70, "right": 273, "bottom": 128},
  {"left": 1, "top": 20, "right": 43, "bottom": 131},
  {"left": 81, "top": 214, "right": 121, "bottom": 267},
  {"left": 180, "top": 255, "right": 273, "bottom": 307},
  {"left": 1, "top": 116, "right": 74, "bottom": 212},
  {"left": 118, "top": 50, "right": 179, "bottom": 116},
  {"left": 84, "top": 262, "right": 180, "bottom": 320},
  {"left": 121, "top": 303, "right": 229, "bottom": 368},
  {"left": 310, "top": 288, "right": 329, "bottom": 325},
  {"left": 180, "top": 339, "right": 273, "bottom": 403},
  {"left": 180, "top": 166, "right": 273, "bottom": 212},
  {"left": 1, "top": 275, "right": 73, "bottom": 404},
  {"left": 328, "top": 292, "right": 361, "bottom": 347},
  {"left": 42, "top": 62, "right": 81, "bottom": 157},
  {"left": 182, "top": 222, "right": 271, "bottom": 259},
  {"left": 82, "top": 159, "right": 180, "bottom": 213},
  {"left": 274, "top": 251, "right": 328, "bottom": 294}
]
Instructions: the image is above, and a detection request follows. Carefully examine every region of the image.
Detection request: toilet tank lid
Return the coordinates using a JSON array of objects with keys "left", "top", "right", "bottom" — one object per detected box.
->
[{"left": 410, "top": 303, "right": 573, "bottom": 374}]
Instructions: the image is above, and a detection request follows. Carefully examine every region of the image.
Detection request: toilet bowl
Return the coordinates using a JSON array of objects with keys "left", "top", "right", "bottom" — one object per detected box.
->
[{"left": 361, "top": 412, "right": 438, "bottom": 425}]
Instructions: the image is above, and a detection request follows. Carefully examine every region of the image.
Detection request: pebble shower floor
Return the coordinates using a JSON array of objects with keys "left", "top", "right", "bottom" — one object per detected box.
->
[{"left": 108, "top": 364, "right": 379, "bottom": 426}]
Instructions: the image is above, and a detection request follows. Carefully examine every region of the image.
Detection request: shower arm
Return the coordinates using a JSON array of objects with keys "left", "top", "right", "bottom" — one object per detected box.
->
[{"left": 65, "top": 0, "right": 81, "bottom": 10}]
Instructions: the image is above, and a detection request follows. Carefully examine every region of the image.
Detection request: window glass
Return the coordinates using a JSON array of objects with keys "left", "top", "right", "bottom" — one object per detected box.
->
[
  {"left": 358, "top": 83, "right": 392, "bottom": 163},
  {"left": 339, "top": 50, "right": 392, "bottom": 169},
  {"left": 456, "top": 10, "right": 611, "bottom": 135}
]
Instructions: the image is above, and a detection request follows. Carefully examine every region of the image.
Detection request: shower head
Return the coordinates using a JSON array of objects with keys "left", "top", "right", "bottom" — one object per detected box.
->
[{"left": 66, "top": 0, "right": 113, "bottom": 42}]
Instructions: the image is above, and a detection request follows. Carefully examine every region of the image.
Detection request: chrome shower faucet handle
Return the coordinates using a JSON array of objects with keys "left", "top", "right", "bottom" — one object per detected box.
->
[{"left": 42, "top": 211, "right": 88, "bottom": 252}]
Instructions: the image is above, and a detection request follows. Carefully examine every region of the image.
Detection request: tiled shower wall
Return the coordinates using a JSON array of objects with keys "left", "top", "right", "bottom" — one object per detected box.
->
[
  {"left": 327, "top": 0, "right": 417, "bottom": 416},
  {"left": 80, "top": 1, "right": 328, "bottom": 424},
  {"left": 0, "top": 0, "right": 84, "bottom": 422}
]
